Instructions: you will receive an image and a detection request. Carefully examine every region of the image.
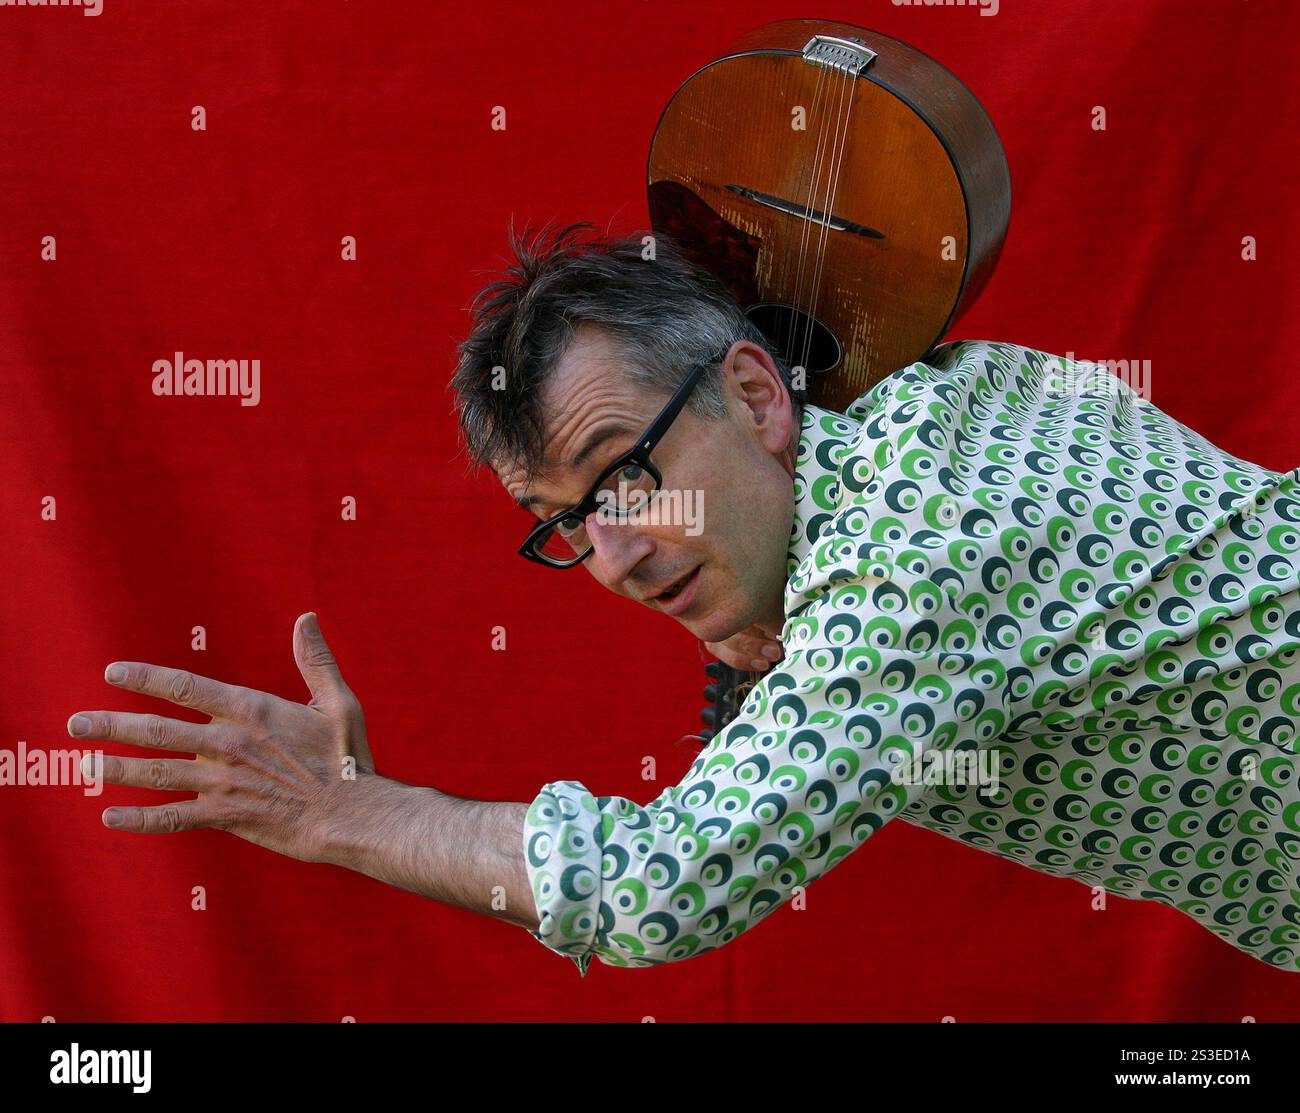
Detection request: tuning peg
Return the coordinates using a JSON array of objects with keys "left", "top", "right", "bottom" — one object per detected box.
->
[
  {"left": 701, "top": 706, "right": 717, "bottom": 727},
  {"left": 699, "top": 729, "right": 715, "bottom": 743},
  {"left": 704, "top": 683, "right": 718, "bottom": 702},
  {"left": 704, "top": 661, "right": 723, "bottom": 678}
]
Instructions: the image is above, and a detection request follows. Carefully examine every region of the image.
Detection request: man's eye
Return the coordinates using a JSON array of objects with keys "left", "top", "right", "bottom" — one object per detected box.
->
[
  {"left": 555, "top": 515, "right": 584, "bottom": 537},
  {"left": 619, "top": 464, "right": 644, "bottom": 483}
]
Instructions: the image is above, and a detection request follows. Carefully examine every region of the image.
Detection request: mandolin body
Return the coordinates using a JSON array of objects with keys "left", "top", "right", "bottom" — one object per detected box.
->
[{"left": 648, "top": 18, "right": 1011, "bottom": 411}]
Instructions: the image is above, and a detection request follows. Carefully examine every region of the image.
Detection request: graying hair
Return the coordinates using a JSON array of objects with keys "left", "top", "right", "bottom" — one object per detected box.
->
[{"left": 449, "top": 219, "right": 804, "bottom": 479}]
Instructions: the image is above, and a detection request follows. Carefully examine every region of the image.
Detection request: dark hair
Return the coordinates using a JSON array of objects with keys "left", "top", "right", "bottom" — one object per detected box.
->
[{"left": 449, "top": 219, "right": 803, "bottom": 480}]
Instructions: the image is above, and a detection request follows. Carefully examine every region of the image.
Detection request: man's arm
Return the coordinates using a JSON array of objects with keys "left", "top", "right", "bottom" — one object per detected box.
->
[
  {"left": 70, "top": 611, "right": 539, "bottom": 936},
  {"left": 316, "top": 775, "right": 538, "bottom": 932}
]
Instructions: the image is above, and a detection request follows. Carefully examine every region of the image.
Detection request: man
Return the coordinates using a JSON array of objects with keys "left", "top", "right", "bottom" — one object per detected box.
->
[{"left": 72, "top": 222, "right": 1300, "bottom": 976}]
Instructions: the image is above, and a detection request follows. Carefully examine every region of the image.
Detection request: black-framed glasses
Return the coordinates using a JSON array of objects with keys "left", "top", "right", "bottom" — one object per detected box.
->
[{"left": 517, "top": 346, "right": 731, "bottom": 568}]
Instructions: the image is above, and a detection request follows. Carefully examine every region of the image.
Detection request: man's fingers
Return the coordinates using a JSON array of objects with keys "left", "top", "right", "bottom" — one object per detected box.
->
[
  {"left": 704, "top": 630, "right": 785, "bottom": 672},
  {"left": 706, "top": 642, "right": 767, "bottom": 672},
  {"left": 103, "top": 661, "right": 254, "bottom": 720},
  {"left": 293, "top": 611, "right": 351, "bottom": 710},
  {"left": 738, "top": 637, "right": 782, "bottom": 662},
  {"left": 741, "top": 626, "right": 784, "bottom": 659},
  {"left": 66, "top": 710, "right": 220, "bottom": 756},
  {"left": 81, "top": 752, "right": 216, "bottom": 794},
  {"left": 98, "top": 799, "right": 217, "bottom": 834}
]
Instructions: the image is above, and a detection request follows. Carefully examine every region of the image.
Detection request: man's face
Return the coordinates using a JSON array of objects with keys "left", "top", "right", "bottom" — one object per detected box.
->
[{"left": 498, "top": 326, "right": 799, "bottom": 644}]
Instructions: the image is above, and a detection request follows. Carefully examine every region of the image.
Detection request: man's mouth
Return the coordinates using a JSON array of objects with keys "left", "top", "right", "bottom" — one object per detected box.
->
[
  {"left": 651, "top": 565, "right": 702, "bottom": 615},
  {"left": 655, "top": 568, "right": 694, "bottom": 599}
]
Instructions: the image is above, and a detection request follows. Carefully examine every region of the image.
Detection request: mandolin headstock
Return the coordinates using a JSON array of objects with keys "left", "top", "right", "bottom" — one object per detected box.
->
[{"left": 699, "top": 658, "right": 762, "bottom": 741}]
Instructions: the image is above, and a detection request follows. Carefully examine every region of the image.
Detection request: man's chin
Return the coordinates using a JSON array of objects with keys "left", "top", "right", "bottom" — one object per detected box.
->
[
  {"left": 668, "top": 573, "right": 762, "bottom": 644},
  {"left": 681, "top": 609, "right": 748, "bottom": 646}
]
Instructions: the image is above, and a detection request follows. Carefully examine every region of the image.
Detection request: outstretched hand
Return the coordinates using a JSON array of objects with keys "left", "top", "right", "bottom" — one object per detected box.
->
[{"left": 68, "top": 612, "right": 374, "bottom": 863}]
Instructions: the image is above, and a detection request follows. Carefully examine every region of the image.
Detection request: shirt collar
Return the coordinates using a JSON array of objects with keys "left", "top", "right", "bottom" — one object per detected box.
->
[{"left": 785, "top": 401, "right": 862, "bottom": 584}]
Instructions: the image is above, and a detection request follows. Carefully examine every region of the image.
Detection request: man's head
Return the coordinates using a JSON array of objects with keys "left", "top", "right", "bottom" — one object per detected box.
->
[{"left": 450, "top": 221, "right": 807, "bottom": 644}]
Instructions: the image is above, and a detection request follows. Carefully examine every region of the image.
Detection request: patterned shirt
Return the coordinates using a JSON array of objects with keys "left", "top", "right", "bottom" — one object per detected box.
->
[{"left": 521, "top": 338, "right": 1300, "bottom": 976}]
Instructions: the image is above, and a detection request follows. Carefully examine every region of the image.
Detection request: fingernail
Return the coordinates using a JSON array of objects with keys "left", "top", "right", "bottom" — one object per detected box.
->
[
  {"left": 750, "top": 658, "right": 768, "bottom": 670},
  {"left": 81, "top": 752, "right": 103, "bottom": 780},
  {"left": 104, "top": 809, "right": 124, "bottom": 827},
  {"left": 105, "top": 664, "right": 126, "bottom": 684},
  {"left": 761, "top": 644, "right": 781, "bottom": 660},
  {"left": 68, "top": 715, "right": 91, "bottom": 737}
]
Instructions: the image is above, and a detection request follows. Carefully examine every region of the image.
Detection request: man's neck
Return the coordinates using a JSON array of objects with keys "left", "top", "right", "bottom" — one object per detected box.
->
[{"left": 755, "top": 601, "right": 784, "bottom": 640}]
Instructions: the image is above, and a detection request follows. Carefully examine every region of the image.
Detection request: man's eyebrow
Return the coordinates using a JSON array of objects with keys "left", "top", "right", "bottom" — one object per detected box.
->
[
  {"left": 570, "top": 422, "right": 635, "bottom": 469},
  {"left": 514, "top": 422, "right": 636, "bottom": 511}
]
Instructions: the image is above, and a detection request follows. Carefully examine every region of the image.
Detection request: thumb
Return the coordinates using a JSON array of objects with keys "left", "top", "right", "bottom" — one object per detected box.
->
[{"left": 293, "top": 611, "right": 349, "bottom": 708}]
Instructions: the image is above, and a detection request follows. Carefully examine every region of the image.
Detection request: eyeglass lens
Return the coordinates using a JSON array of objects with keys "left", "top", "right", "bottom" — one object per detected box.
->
[{"left": 530, "top": 462, "right": 660, "bottom": 561}]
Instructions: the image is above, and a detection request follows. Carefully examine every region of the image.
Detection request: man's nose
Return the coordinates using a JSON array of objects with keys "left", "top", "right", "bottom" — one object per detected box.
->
[{"left": 584, "top": 510, "right": 654, "bottom": 585}]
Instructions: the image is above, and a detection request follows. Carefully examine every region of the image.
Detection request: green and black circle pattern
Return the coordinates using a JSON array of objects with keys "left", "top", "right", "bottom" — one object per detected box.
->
[{"left": 523, "top": 339, "right": 1300, "bottom": 975}]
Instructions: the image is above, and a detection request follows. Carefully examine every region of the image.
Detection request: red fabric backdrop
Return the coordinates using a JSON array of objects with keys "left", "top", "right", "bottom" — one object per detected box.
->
[{"left": 2, "top": 0, "right": 1298, "bottom": 1021}]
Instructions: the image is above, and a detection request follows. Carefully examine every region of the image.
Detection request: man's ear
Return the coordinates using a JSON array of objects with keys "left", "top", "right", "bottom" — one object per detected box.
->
[{"left": 724, "top": 342, "right": 794, "bottom": 455}]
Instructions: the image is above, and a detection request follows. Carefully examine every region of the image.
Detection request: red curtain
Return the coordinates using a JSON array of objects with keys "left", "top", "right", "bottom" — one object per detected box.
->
[{"left": 2, "top": 0, "right": 1298, "bottom": 1020}]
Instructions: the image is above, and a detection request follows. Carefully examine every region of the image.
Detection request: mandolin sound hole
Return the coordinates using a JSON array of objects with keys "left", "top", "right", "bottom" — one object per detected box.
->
[{"left": 743, "top": 302, "right": 843, "bottom": 376}]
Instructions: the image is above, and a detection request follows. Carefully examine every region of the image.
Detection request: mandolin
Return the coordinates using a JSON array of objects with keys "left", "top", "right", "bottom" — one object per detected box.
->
[{"left": 646, "top": 18, "right": 1011, "bottom": 740}]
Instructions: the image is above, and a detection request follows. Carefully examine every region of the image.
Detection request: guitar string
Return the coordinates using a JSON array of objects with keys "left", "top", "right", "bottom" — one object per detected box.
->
[
  {"left": 803, "top": 65, "right": 857, "bottom": 378},
  {"left": 781, "top": 63, "right": 829, "bottom": 367},
  {"left": 796, "top": 66, "right": 845, "bottom": 376},
  {"left": 786, "top": 63, "right": 835, "bottom": 378},
  {"left": 790, "top": 64, "right": 855, "bottom": 380}
]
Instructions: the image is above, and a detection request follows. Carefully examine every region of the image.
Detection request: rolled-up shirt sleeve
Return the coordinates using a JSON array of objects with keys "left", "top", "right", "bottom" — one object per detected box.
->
[{"left": 520, "top": 574, "right": 1014, "bottom": 974}]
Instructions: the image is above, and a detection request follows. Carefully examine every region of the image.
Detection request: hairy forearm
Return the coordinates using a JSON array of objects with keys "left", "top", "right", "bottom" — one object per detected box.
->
[{"left": 316, "top": 772, "right": 540, "bottom": 932}]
